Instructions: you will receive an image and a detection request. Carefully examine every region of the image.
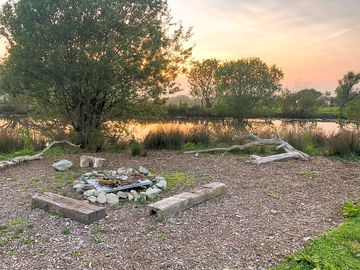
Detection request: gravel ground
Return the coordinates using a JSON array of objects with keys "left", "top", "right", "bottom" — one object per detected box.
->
[{"left": 0, "top": 151, "right": 359, "bottom": 270}]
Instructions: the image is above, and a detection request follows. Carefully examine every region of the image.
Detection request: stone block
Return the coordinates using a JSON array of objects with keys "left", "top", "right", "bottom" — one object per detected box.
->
[
  {"left": 32, "top": 192, "right": 107, "bottom": 224},
  {"left": 148, "top": 182, "right": 226, "bottom": 220}
]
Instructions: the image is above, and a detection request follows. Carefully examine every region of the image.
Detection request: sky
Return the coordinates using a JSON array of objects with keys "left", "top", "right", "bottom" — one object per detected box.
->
[
  {"left": 0, "top": 0, "right": 358, "bottom": 94},
  {"left": 168, "top": 0, "right": 360, "bottom": 94}
]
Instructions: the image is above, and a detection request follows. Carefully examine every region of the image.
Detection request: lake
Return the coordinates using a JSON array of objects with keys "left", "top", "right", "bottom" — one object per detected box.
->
[{"left": 1, "top": 117, "right": 356, "bottom": 143}]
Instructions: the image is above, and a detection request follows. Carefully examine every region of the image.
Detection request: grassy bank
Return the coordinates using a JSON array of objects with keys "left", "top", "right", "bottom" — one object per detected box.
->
[
  {"left": 1, "top": 125, "right": 360, "bottom": 160},
  {"left": 273, "top": 201, "right": 360, "bottom": 270}
]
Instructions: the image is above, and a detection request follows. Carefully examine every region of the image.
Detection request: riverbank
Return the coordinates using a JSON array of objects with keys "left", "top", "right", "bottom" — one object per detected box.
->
[{"left": 0, "top": 151, "right": 359, "bottom": 269}]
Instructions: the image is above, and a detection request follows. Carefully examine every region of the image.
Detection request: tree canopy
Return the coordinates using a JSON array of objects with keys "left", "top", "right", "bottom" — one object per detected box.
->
[
  {"left": 0, "top": 0, "right": 192, "bottom": 147},
  {"left": 187, "top": 59, "right": 219, "bottom": 108},
  {"left": 335, "top": 71, "right": 360, "bottom": 114},
  {"left": 282, "top": 88, "right": 323, "bottom": 117},
  {"left": 214, "top": 58, "right": 283, "bottom": 117}
]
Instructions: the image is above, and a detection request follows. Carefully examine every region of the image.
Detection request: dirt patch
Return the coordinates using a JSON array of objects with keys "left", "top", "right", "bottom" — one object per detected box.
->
[{"left": 0, "top": 151, "right": 359, "bottom": 270}]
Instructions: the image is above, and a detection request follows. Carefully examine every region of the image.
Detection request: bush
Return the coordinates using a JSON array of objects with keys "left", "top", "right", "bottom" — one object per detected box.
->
[
  {"left": 0, "top": 128, "right": 45, "bottom": 154},
  {"left": 342, "top": 200, "right": 360, "bottom": 218},
  {"left": 328, "top": 131, "right": 360, "bottom": 156},
  {"left": 184, "top": 128, "right": 211, "bottom": 145},
  {"left": 130, "top": 142, "right": 147, "bottom": 156},
  {"left": 144, "top": 127, "right": 184, "bottom": 150}
]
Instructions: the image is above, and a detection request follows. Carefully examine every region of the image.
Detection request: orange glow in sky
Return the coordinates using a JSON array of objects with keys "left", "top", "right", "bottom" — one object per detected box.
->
[{"left": 168, "top": 0, "right": 360, "bottom": 93}]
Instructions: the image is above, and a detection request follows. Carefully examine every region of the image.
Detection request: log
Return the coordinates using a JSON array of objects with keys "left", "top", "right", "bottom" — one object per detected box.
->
[
  {"left": 0, "top": 140, "right": 79, "bottom": 170},
  {"left": 248, "top": 152, "right": 306, "bottom": 165},
  {"left": 184, "top": 133, "right": 310, "bottom": 164}
]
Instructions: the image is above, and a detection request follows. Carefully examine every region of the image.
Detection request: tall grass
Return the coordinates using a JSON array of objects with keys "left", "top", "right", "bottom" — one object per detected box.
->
[
  {"left": 0, "top": 128, "right": 45, "bottom": 155},
  {"left": 144, "top": 127, "right": 184, "bottom": 150},
  {"left": 328, "top": 130, "right": 360, "bottom": 157}
]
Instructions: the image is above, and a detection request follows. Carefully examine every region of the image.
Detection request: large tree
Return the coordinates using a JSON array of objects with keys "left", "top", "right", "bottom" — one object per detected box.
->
[
  {"left": 335, "top": 71, "right": 360, "bottom": 114},
  {"left": 0, "top": 0, "right": 192, "bottom": 148},
  {"left": 282, "top": 88, "right": 322, "bottom": 117},
  {"left": 214, "top": 58, "right": 283, "bottom": 117},
  {"left": 187, "top": 58, "right": 219, "bottom": 108}
]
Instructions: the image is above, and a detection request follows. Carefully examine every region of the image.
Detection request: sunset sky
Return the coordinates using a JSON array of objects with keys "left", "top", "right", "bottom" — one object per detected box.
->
[
  {"left": 168, "top": 0, "right": 360, "bottom": 94},
  {"left": 0, "top": 0, "right": 358, "bottom": 94}
]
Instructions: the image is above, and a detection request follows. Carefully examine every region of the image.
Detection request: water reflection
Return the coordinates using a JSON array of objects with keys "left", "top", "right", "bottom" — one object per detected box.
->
[{"left": 1, "top": 117, "right": 358, "bottom": 143}]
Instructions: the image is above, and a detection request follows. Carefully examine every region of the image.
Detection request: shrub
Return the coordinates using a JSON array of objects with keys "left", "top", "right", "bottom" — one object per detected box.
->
[
  {"left": 342, "top": 200, "right": 360, "bottom": 218},
  {"left": 144, "top": 127, "right": 184, "bottom": 150},
  {"left": 0, "top": 128, "right": 45, "bottom": 154},
  {"left": 184, "top": 128, "right": 211, "bottom": 145},
  {"left": 328, "top": 131, "right": 360, "bottom": 156},
  {"left": 130, "top": 142, "right": 147, "bottom": 156}
]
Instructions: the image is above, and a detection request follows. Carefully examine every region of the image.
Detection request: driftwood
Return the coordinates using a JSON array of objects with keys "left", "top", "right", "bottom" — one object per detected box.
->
[
  {"left": 0, "top": 140, "right": 79, "bottom": 170},
  {"left": 184, "top": 134, "right": 310, "bottom": 164}
]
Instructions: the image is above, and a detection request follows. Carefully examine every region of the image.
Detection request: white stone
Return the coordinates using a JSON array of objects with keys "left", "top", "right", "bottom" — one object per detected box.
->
[
  {"left": 117, "top": 191, "right": 129, "bottom": 199},
  {"left": 52, "top": 160, "right": 73, "bottom": 171},
  {"left": 88, "top": 196, "right": 97, "bottom": 204},
  {"left": 128, "top": 193, "right": 134, "bottom": 201},
  {"left": 155, "top": 176, "right": 166, "bottom": 182},
  {"left": 145, "top": 187, "right": 161, "bottom": 200},
  {"left": 83, "top": 189, "right": 96, "bottom": 198},
  {"left": 83, "top": 172, "right": 93, "bottom": 177},
  {"left": 138, "top": 166, "right": 149, "bottom": 175},
  {"left": 73, "top": 183, "right": 84, "bottom": 190},
  {"left": 97, "top": 192, "right": 107, "bottom": 204},
  {"left": 130, "top": 190, "right": 138, "bottom": 197},
  {"left": 106, "top": 193, "right": 119, "bottom": 205},
  {"left": 156, "top": 180, "right": 167, "bottom": 190}
]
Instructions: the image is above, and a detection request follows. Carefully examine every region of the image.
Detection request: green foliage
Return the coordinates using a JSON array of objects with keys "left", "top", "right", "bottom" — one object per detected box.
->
[
  {"left": 328, "top": 130, "right": 360, "bottom": 156},
  {"left": 344, "top": 98, "right": 360, "bottom": 121},
  {"left": 10, "top": 218, "right": 29, "bottom": 226},
  {"left": 0, "top": 128, "right": 44, "bottom": 155},
  {"left": 343, "top": 201, "right": 360, "bottom": 218},
  {"left": 61, "top": 227, "right": 70, "bottom": 235},
  {"left": 273, "top": 217, "right": 360, "bottom": 270},
  {"left": 0, "top": 0, "right": 192, "bottom": 148},
  {"left": 335, "top": 71, "right": 360, "bottom": 114},
  {"left": 187, "top": 59, "right": 219, "bottom": 108},
  {"left": 184, "top": 128, "right": 211, "bottom": 146},
  {"left": 162, "top": 172, "right": 195, "bottom": 190},
  {"left": 282, "top": 88, "right": 323, "bottom": 118},
  {"left": 130, "top": 142, "right": 147, "bottom": 157},
  {"left": 214, "top": 58, "right": 284, "bottom": 117},
  {"left": 144, "top": 127, "right": 184, "bottom": 150}
]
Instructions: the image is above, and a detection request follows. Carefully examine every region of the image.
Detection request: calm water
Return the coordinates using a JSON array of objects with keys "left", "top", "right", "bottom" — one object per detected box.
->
[{"left": 1, "top": 117, "right": 358, "bottom": 142}]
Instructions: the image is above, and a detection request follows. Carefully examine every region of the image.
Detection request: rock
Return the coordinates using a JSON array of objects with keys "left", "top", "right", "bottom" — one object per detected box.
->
[
  {"left": 73, "top": 180, "right": 85, "bottom": 186},
  {"left": 80, "top": 156, "right": 106, "bottom": 168},
  {"left": 128, "top": 193, "right": 134, "bottom": 201},
  {"left": 83, "top": 189, "right": 96, "bottom": 198},
  {"left": 92, "top": 171, "right": 100, "bottom": 176},
  {"left": 106, "top": 193, "right": 119, "bottom": 205},
  {"left": 32, "top": 192, "right": 106, "bottom": 224},
  {"left": 97, "top": 192, "right": 107, "bottom": 204},
  {"left": 82, "top": 172, "right": 93, "bottom": 177},
  {"left": 117, "top": 175, "right": 129, "bottom": 181},
  {"left": 73, "top": 183, "right": 84, "bottom": 190},
  {"left": 130, "top": 190, "right": 138, "bottom": 197},
  {"left": 82, "top": 184, "right": 95, "bottom": 191},
  {"left": 155, "top": 176, "right": 166, "bottom": 182},
  {"left": 88, "top": 196, "right": 97, "bottom": 204},
  {"left": 145, "top": 187, "right": 161, "bottom": 200},
  {"left": 139, "top": 192, "right": 147, "bottom": 201},
  {"left": 52, "top": 160, "right": 73, "bottom": 171},
  {"left": 156, "top": 180, "right": 167, "bottom": 190},
  {"left": 117, "top": 191, "right": 129, "bottom": 199},
  {"left": 138, "top": 166, "right": 149, "bottom": 175},
  {"left": 303, "top": 237, "right": 312, "bottom": 242}
]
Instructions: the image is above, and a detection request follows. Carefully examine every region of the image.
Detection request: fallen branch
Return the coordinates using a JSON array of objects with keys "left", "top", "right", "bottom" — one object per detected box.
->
[
  {"left": 184, "top": 133, "right": 310, "bottom": 164},
  {"left": 247, "top": 152, "right": 306, "bottom": 165},
  {"left": 0, "top": 140, "right": 80, "bottom": 170}
]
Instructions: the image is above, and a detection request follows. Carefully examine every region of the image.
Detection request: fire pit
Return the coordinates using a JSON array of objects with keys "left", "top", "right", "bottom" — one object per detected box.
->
[{"left": 72, "top": 166, "right": 167, "bottom": 204}]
